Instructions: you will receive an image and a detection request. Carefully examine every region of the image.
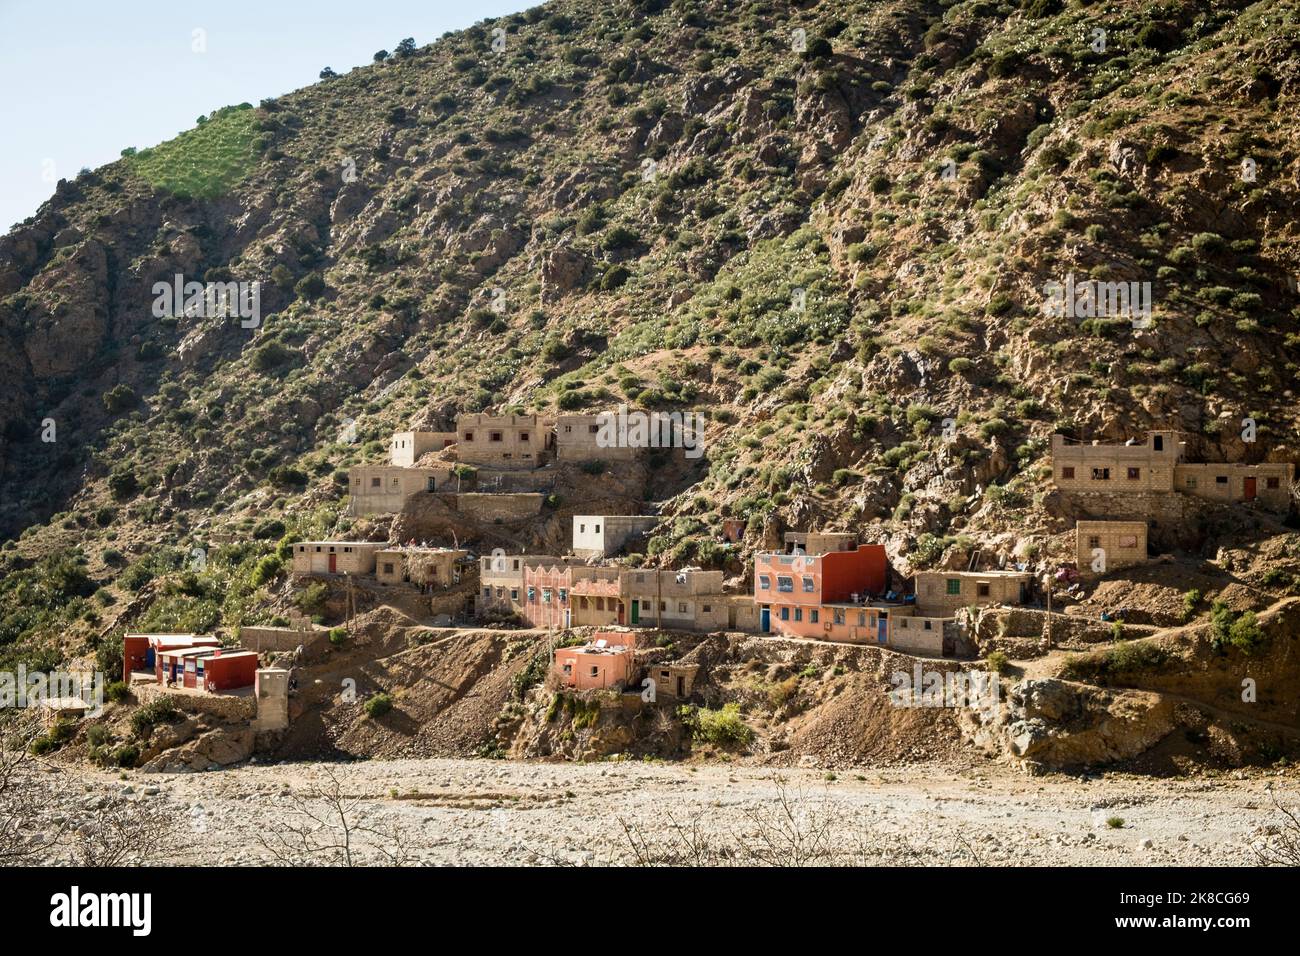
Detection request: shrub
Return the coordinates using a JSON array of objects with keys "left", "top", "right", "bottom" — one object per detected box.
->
[
  {"left": 108, "top": 468, "right": 139, "bottom": 501},
  {"left": 329, "top": 627, "right": 347, "bottom": 647},
  {"left": 684, "top": 702, "right": 753, "bottom": 747},
  {"left": 105, "top": 680, "right": 130, "bottom": 703},
  {"left": 364, "top": 693, "right": 393, "bottom": 718},
  {"left": 102, "top": 384, "right": 138, "bottom": 414},
  {"left": 293, "top": 271, "right": 325, "bottom": 299},
  {"left": 130, "top": 696, "right": 178, "bottom": 738},
  {"left": 985, "top": 651, "right": 1010, "bottom": 675},
  {"left": 250, "top": 554, "right": 284, "bottom": 587}
]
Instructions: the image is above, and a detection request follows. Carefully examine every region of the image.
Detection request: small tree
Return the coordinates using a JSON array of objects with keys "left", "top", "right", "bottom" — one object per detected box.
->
[
  {"left": 373, "top": 50, "right": 389, "bottom": 63},
  {"left": 394, "top": 38, "right": 417, "bottom": 58},
  {"left": 319, "top": 67, "right": 337, "bottom": 79}
]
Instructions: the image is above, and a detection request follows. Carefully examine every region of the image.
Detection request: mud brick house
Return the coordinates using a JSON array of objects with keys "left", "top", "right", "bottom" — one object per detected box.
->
[
  {"left": 569, "top": 567, "right": 625, "bottom": 626},
  {"left": 913, "top": 570, "right": 1031, "bottom": 617},
  {"left": 555, "top": 413, "right": 639, "bottom": 462},
  {"left": 455, "top": 413, "right": 551, "bottom": 469},
  {"left": 1076, "top": 520, "right": 1149, "bottom": 576},
  {"left": 646, "top": 661, "right": 699, "bottom": 701},
  {"left": 348, "top": 464, "right": 458, "bottom": 516},
  {"left": 572, "top": 514, "right": 659, "bottom": 558},
  {"left": 290, "top": 541, "right": 384, "bottom": 575},
  {"left": 1050, "top": 430, "right": 1294, "bottom": 511},
  {"left": 618, "top": 568, "right": 751, "bottom": 631},
  {"left": 389, "top": 429, "right": 456, "bottom": 467},
  {"left": 375, "top": 546, "right": 468, "bottom": 588},
  {"left": 554, "top": 636, "right": 636, "bottom": 691}
]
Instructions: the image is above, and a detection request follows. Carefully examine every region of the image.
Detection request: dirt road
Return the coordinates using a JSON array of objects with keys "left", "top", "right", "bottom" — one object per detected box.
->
[{"left": 48, "top": 757, "right": 1298, "bottom": 866}]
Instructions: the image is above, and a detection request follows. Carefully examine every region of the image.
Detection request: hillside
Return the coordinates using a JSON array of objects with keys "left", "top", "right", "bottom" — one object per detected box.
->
[{"left": 3, "top": 0, "right": 1300, "bottom": 679}]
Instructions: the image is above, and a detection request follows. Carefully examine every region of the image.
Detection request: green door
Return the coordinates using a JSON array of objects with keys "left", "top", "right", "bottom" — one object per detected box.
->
[{"left": 631, "top": 601, "right": 640, "bottom": 624}]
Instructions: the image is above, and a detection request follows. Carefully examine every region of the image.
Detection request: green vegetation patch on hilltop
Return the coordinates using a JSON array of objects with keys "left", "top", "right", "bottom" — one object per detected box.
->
[{"left": 126, "top": 104, "right": 263, "bottom": 200}]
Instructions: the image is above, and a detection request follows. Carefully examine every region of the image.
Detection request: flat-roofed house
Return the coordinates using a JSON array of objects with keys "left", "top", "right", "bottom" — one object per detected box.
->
[
  {"left": 291, "top": 541, "right": 384, "bottom": 576},
  {"left": 1051, "top": 429, "right": 1294, "bottom": 511},
  {"left": 375, "top": 546, "right": 468, "bottom": 588},
  {"left": 913, "top": 570, "right": 1031, "bottom": 617},
  {"left": 347, "top": 464, "right": 458, "bottom": 516},
  {"left": 753, "top": 545, "right": 890, "bottom": 640},
  {"left": 555, "top": 414, "right": 638, "bottom": 462},
  {"left": 455, "top": 413, "right": 552, "bottom": 470},
  {"left": 554, "top": 638, "right": 635, "bottom": 691},
  {"left": 572, "top": 515, "right": 659, "bottom": 558},
  {"left": 1076, "top": 520, "right": 1148, "bottom": 576},
  {"left": 389, "top": 430, "right": 456, "bottom": 467},
  {"left": 476, "top": 553, "right": 569, "bottom": 617},
  {"left": 619, "top": 568, "right": 737, "bottom": 631}
]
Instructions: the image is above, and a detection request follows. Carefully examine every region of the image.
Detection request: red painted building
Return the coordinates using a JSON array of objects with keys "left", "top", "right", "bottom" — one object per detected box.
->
[
  {"left": 123, "top": 634, "right": 221, "bottom": 682},
  {"left": 202, "top": 650, "right": 260, "bottom": 691}
]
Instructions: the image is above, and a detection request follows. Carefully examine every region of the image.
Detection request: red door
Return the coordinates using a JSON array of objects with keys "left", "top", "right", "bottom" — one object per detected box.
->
[
  {"left": 328, "top": 553, "right": 337, "bottom": 572},
  {"left": 1244, "top": 477, "right": 1257, "bottom": 501}
]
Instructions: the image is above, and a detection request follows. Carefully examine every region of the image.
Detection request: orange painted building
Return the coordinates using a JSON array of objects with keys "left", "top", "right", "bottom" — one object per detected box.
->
[
  {"left": 753, "top": 545, "right": 889, "bottom": 639},
  {"left": 554, "top": 639, "right": 635, "bottom": 690}
]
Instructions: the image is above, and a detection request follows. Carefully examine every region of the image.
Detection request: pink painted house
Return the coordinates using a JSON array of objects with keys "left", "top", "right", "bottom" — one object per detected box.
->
[{"left": 554, "top": 638, "right": 635, "bottom": 690}]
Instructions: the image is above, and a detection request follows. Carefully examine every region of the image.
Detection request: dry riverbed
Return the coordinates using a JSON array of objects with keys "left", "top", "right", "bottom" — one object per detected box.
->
[{"left": 38, "top": 758, "right": 1299, "bottom": 866}]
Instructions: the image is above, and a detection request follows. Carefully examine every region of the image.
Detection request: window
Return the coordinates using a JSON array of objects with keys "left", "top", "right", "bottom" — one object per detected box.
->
[
  {"left": 900, "top": 619, "right": 908, "bottom": 629},
  {"left": 594, "top": 525, "right": 601, "bottom": 533},
  {"left": 1087, "top": 535, "right": 1101, "bottom": 549},
  {"left": 946, "top": 579, "right": 961, "bottom": 596},
  {"left": 923, "top": 620, "right": 932, "bottom": 631},
  {"left": 810, "top": 609, "right": 819, "bottom": 623},
  {"left": 1091, "top": 467, "right": 1110, "bottom": 480},
  {"left": 352, "top": 477, "right": 360, "bottom": 486},
  {"left": 780, "top": 607, "right": 790, "bottom": 621},
  {"left": 833, "top": 608, "right": 845, "bottom": 625},
  {"left": 678, "top": 602, "right": 688, "bottom": 613},
  {"left": 1216, "top": 476, "right": 1228, "bottom": 485},
  {"left": 641, "top": 600, "right": 650, "bottom": 611},
  {"left": 759, "top": 575, "right": 771, "bottom": 590},
  {"left": 383, "top": 563, "right": 395, "bottom": 574},
  {"left": 702, "top": 604, "right": 711, "bottom": 613},
  {"left": 1185, "top": 476, "right": 1197, "bottom": 489},
  {"left": 579, "top": 524, "right": 586, "bottom": 533},
  {"left": 588, "top": 424, "right": 599, "bottom": 433},
  {"left": 794, "top": 608, "right": 803, "bottom": 622},
  {"left": 1267, "top": 477, "right": 1280, "bottom": 489},
  {"left": 802, "top": 576, "right": 815, "bottom": 592},
  {"left": 370, "top": 477, "right": 381, "bottom": 488},
  {"left": 1153, "top": 435, "right": 1163, "bottom": 451},
  {"left": 977, "top": 583, "right": 990, "bottom": 598},
  {"left": 483, "top": 587, "right": 491, "bottom": 599},
  {"left": 777, "top": 576, "right": 794, "bottom": 592},
  {"left": 1061, "top": 467, "right": 1075, "bottom": 480},
  {"left": 857, "top": 612, "right": 866, "bottom": 626},
  {"left": 590, "top": 666, "right": 599, "bottom": 678},
  {"left": 463, "top": 431, "right": 474, "bottom": 442},
  {"left": 562, "top": 663, "right": 572, "bottom": 675},
  {"left": 1127, "top": 467, "right": 1140, "bottom": 480},
  {"left": 490, "top": 431, "right": 503, "bottom": 442},
  {"left": 520, "top": 432, "right": 529, "bottom": 442}
]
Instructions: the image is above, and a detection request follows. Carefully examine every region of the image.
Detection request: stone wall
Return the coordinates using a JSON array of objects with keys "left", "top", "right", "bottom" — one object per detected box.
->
[
  {"left": 454, "top": 492, "right": 544, "bottom": 520},
  {"left": 238, "top": 625, "right": 329, "bottom": 660},
  {"left": 134, "top": 681, "right": 257, "bottom": 720}
]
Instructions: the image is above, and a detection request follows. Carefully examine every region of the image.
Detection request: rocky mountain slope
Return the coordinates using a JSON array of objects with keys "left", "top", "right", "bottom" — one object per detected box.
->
[{"left": 3, "top": 0, "right": 1300, "bottom": 675}]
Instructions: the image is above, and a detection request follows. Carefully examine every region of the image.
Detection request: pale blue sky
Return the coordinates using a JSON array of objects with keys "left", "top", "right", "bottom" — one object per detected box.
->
[{"left": 0, "top": 0, "right": 530, "bottom": 233}]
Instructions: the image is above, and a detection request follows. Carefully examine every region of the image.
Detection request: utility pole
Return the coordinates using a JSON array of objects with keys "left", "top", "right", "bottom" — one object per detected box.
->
[{"left": 1042, "top": 572, "right": 1052, "bottom": 652}]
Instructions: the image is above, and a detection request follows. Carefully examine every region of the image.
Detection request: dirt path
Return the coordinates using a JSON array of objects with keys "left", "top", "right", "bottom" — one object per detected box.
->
[{"left": 56, "top": 757, "right": 1299, "bottom": 866}]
